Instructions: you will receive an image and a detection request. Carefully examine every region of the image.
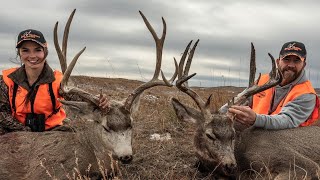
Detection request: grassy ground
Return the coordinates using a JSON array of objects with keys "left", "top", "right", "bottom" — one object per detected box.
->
[
  {"left": 71, "top": 75, "right": 243, "bottom": 179},
  {"left": 71, "top": 75, "right": 320, "bottom": 180},
  {"left": 2, "top": 74, "right": 318, "bottom": 179}
]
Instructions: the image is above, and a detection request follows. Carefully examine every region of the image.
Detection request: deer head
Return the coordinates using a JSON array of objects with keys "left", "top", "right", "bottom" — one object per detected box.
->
[
  {"left": 54, "top": 9, "right": 178, "bottom": 164},
  {"left": 171, "top": 43, "right": 282, "bottom": 176}
]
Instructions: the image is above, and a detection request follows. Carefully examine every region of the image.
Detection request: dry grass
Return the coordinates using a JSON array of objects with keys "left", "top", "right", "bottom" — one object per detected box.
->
[
  {"left": 70, "top": 75, "right": 244, "bottom": 179},
  {"left": 36, "top": 75, "right": 320, "bottom": 179},
  {"left": 40, "top": 151, "right": 122, "bottom": 180}
]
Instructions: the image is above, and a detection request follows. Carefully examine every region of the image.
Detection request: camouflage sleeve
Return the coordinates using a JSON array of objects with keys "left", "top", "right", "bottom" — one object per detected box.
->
[{"left": 0, "top": 76, "right": 30, "bottom": 133}]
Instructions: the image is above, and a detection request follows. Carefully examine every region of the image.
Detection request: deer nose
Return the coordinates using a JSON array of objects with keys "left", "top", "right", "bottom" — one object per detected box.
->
[
  {"left": 224, "top": 163, "right": 237, "bottom": 175},
  {"left": 119, "top": 155, "right": 133, "bottom": 164}
]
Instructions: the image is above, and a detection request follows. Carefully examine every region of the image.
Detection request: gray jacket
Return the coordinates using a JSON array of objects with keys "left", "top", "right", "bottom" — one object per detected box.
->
[{"left": 253, "top": 69, "right": 317, "bottom": 129}]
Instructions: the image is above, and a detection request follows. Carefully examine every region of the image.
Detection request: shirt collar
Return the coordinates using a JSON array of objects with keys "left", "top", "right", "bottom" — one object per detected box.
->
[{"left": 8, "top": 63, "right": 56, "bottom": 90}]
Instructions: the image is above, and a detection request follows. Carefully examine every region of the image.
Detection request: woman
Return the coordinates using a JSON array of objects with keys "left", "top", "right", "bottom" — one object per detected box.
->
[{"left": 0, "top": 29, "right": 108, "bottom": 133}]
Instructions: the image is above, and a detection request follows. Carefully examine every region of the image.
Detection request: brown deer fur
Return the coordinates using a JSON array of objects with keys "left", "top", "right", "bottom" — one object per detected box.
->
[
  {"left": 171, "top": 42, "right": 320, "bottom": 179},
  {"left": 0, "top": 9, "right": 181, "bottom": 179}
]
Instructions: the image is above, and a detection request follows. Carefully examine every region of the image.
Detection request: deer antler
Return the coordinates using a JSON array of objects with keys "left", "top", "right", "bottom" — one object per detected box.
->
[
  {"left": 123, "top": 11, "right": 179, "bottom": 111},
  {"left": 54, "top": 9, "right": 100, "bottom": 107},
  {"left": 219, "top": 43, "right": 282, "bottom": 113},
  {"left": 175, "top": 40, "right": 213, "bottom": 119}
]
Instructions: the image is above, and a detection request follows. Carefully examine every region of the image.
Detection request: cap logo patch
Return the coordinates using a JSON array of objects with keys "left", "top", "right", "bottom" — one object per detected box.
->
[
  {"left": 284, "top": 43, "right": 302, "bottom": 51},
  {"left": 21, "top": 31, "right": 40, "bottom": 40}
]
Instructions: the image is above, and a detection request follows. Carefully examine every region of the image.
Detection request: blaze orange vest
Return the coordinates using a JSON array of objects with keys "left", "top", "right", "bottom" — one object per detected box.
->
[
  {"left": 252, "top": 74, "right": 319, "bottom": 127},
  {"left": 2, "top": 68, "right": 66, "bottom": 130}
]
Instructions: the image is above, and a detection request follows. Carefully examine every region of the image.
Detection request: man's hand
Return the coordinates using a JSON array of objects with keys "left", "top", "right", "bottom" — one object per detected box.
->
[{"left": 228, "top": 105, "right": 256, "bottom": 126}]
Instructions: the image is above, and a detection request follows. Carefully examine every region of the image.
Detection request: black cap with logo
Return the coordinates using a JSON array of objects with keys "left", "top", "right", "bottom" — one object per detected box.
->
[
  {"left": 16, "top": 29, "right": 47, "bottom": 48},
  {"left": 279, "top": 41, "right": 306, "bottom": 61}
]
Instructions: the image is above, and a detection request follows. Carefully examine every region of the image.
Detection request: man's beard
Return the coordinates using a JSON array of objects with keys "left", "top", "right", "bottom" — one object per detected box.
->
[{"left": 280, "top": 66, "right": 301, "bottom": 85}]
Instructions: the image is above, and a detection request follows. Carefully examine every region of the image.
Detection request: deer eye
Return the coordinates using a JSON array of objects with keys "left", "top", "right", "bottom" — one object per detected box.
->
[
  {"left": 102, "top": 125, "right": 111, "bottom": 132},
  {"left": 205, "top": 129, "right": 216, "bottom": 140},
  {"left": 206, "top": 133, "right": 216, "bottom": 140}
]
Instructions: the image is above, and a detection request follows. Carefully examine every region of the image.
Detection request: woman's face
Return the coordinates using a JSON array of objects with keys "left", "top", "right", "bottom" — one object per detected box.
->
[{"left": 19, "top": 41, "right": 46, "bottom": 71}]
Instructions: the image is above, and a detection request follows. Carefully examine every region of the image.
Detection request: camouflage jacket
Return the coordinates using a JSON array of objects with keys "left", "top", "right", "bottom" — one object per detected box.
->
[{"left": 0, "top": 75, "right": 30, "bottom": 134}]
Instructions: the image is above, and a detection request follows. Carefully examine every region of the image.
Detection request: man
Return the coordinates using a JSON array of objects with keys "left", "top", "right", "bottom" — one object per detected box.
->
[{"left": 229, "top": 41, "right": 319, "bottom": 129}]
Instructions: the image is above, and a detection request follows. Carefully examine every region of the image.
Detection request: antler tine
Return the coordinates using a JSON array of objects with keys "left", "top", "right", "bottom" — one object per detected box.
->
[
  {"left": 205, "top": 94, "right": 213, "bottom": 108},
  {"left": 219, "top": 45, "right": 282, "bottom": 114},
  {"left": 55, "top": 9, "right": 100, "bottom": 107},
  {"left": 233, "top": 53, "right": 282, "bottom": 105},
  {"left": 139, "top": 10, "right": 166, "bottom": 80},
  {"left": 175, "top": 40, "right": 208, "bottom": 115},
  {"left": 169, "top": 58, "right": 179, "bottom": 82},
  {"left": 62, "top": 9, "right": 76, "bottom": 71},
  {"left": 54, "top": 22, "right": 65, "bottom": 73},
  {"left": 184, "top": 39, "right": 200, "bottom": 78},
  {"left": 160, "top": 57, "right": 179, "bottom": 85},
  {"left": 176, "top": 40, "right": 200, "bottom": 88},
  {"left": 54, "top": 9, "right": 76, "bottom": 74},
  {"left": 176, "top": 73, "right": 208, "bottom": 115},
  {"left": 123, "top": 11, "right": 179, "bottom": 111},
  {"left": 178, "top": 40, "right": 193, "bottom": 80},
  {"left": 183, "top": 39, "right": 199, "bottom": 87},
  {"left": 248, "top": 42, "right": 256, "bottom": 87},
  {"left": 54, "top": 9, "right": 85, "bottom": 87},
  {"left": 60, "top": 47, "right": 86, "bottom": 88},
  {"left": 58, "top": 99, "right": 89, "bottom": 111},
  {"left": 268, "top": 53, "right": 277, "bottom": 78}
]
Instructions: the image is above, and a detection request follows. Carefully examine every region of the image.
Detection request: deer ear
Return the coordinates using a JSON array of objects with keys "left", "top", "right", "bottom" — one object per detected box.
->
[{"left": 171, "top": 98, "right": 197, "bottom": 124}]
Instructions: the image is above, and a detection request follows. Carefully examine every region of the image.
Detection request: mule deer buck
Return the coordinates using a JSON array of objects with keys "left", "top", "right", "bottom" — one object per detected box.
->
[
  {"left": 171, "top": 43, "right": 320, "bottom": 179},
  {"left": 0, "top": 9, "right": 180, "bottom": 180}
]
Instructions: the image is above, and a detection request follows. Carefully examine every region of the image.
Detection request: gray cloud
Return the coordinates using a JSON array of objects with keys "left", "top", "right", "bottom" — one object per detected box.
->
[{"left": 1, "top": 0, "right": 320, "bottom": 88}]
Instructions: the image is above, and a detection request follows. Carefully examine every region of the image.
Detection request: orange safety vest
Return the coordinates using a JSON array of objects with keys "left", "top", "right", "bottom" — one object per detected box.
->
[
  {"left": 252, "top": 74, "right": 319, "bottom": 127},
  {"left": 2, "top": 68, "right": 66, "bottom": 130}
]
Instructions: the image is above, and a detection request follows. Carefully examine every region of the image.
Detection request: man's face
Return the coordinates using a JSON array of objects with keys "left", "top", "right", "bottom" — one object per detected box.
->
[{"left": 276, "top": 55, "right": 305, "bottom": 86}]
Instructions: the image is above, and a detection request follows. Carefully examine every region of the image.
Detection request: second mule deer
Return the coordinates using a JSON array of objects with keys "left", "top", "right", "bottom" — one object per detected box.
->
[
  {"left": 171, "top": 43, "right": 320, "bottom": 179},
  {"left": 0, "top": 9, "right": 181, "bottom": 179}
]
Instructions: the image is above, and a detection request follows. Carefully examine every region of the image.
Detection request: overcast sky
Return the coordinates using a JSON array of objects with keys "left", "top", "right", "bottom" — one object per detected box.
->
[{"left": 1, "top": 0, "right": 320, "bottom": 87}]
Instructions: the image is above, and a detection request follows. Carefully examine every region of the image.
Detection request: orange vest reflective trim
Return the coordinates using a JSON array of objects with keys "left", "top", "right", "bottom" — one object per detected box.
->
[
  {"left": 2, "top": 68, "right": 66, "bottom": 130},
  {"left": 252, "top": 74, "right": 319, "bottom": 127}
]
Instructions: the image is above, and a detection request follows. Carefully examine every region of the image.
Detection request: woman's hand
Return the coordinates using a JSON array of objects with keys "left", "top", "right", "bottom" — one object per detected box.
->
[{"left": 99, "top": 93, "right": 110, "bottom": 111}]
